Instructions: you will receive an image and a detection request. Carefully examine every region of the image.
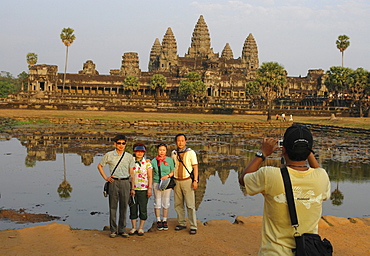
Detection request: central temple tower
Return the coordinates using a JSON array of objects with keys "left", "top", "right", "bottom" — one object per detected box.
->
[{"left": 185, "top": 15, "right": 217, "bottom": 59}]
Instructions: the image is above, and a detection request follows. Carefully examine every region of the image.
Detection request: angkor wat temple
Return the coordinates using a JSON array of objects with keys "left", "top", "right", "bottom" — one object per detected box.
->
[
  {"left": 5, "top": 15, "right": 335, "bottom": 115},
  {"left": 26, "top": 15, "right": 326, "bottom": 96}
]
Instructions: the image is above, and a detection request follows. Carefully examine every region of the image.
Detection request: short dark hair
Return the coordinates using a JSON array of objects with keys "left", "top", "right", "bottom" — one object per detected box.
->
[
  {"left": 175, "top": 133, "right": 187, "bottom": 141},
  {"left": 283, "top": 124, "right": 313, "bottom": 161},
  {"left": 157, "top": 143, "right": 167, "bottom": 149},
  {"left": 113, "top": 134, "right": 127, "bottom": 142}
]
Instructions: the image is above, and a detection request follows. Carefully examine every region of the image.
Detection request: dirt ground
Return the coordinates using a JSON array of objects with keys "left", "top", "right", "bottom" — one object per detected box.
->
[{"left": 0, "top": 216, "right": 369, "bottom": 255}]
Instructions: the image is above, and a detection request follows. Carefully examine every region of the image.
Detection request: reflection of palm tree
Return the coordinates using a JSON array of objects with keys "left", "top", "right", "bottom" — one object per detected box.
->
[
  {"left": 58, "top": 180, "right": 72, "bottom": 199},
  {"left": 330, "top": 182, "right": 344, "bottom": 206},
  {"left": 58, "top": 139, "right": 72, "bottom": 199}
]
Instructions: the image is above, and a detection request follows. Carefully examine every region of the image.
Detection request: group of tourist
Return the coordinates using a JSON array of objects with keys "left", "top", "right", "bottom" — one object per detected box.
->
[
  {"left": 97, "top": 133, "right": 198, "bottom": 238},
  {"left": 98, "top": 124, "right": 331, "bottom": 255}
]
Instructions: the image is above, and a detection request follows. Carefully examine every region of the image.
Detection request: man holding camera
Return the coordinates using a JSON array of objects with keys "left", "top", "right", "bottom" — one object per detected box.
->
[{"left": 239, "top": 124, "right": 330, "bottom": 255}]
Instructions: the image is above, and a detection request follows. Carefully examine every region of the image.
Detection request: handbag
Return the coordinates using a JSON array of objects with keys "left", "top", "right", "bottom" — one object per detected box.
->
[
  {"left": 167, "top": 176, "right": 176, "bottom": 189},
  {"left": 280, "top": 167, "right": 333, "bottom": 256},
  {"left": 103, "top": 152, "right": 125, "bottom": 197},
  {"left": 176, "top": 151, "right": 198, "bottom": 183},
  {"left": 158, "top": 164, "right": 176, "bottom": 190}
]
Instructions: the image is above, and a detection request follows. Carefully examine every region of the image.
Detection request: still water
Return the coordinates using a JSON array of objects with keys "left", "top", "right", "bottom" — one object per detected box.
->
[{"left": 0, "top": 129, "right": 369, "bottom": 231}]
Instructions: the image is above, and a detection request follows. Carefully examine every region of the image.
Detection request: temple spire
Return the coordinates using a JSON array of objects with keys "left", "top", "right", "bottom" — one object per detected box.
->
[
  {"left": 159, "top": 27, "right": 178, "bottom": 70},
  {"left": 186, "top": 15, "right": 216, "bottom": 58},
  {"left": 221, "top": 43, "right": 234, "bottom": 60},
  {"left": 242, "top": 33, "right": 259, "bottom": 79},
  {"left": 148, "top": 38, "right": 161, "bottom": 71}
]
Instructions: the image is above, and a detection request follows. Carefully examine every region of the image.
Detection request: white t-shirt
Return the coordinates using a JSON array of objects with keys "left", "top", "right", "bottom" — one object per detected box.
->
[{"left": 171, "top": 149, "right": 198, "bottom": 179}]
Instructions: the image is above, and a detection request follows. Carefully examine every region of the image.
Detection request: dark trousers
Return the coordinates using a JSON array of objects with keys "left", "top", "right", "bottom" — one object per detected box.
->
[
  {"left": 108, "top": 179, "right": 130, "bottom": 233},
  {"left": 129, "top": 190, "right": 148, "bottom": 220}
]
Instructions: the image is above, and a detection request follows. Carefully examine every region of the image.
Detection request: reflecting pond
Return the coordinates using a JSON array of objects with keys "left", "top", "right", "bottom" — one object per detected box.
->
[{"left": 0, "top": 127, "right": 369, "bottom": 231}]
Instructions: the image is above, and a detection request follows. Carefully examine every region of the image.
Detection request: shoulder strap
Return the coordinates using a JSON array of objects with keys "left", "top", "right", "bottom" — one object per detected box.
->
[
  {"left": 177, "top": 151, "right": 192, "bottom": 175},
  {"left": 111, "top": 152, "right": 125, "bottom": 176},
  {"left": 158, "top": 163, "right": 162, "bottom": 178},
  {"left": 280, "top": 167, "right": 299, "bottom": 226}
]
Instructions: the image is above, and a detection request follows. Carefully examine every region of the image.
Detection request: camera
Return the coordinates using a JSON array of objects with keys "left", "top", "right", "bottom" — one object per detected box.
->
[{"left": 278, "top": 139, "right": 283, "bottom": 148}]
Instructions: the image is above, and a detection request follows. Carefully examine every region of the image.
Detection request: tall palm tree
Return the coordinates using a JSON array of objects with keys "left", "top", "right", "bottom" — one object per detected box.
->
[
  {"left": 254, "top": 62, "right": 287, "bottom": 121},
  {"left": 26, "top": 53, "right": 38, "bottom": 69},
  {"left": 336, "top": 35, "right": 350, "bottom": 67},
  {"left": 58, "top": 139, "right": 72, "bottom": 199},
  {"left": 60, "top": 27, "right": 76, "bottom": 94}
]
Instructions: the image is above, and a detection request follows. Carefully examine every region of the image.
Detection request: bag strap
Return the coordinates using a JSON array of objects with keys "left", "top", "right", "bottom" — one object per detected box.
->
[
  {"left": 280, "top": 167, "right": 299, "bottom": 226},
  {"left": 177, "top": 151, "right": 192, "bottom": 176},
  {"left": 158, "top": 163, "right": 162, "bottom": 178},
  {"left": 111, "top": 152, "right": 125, "bottom": 177}
]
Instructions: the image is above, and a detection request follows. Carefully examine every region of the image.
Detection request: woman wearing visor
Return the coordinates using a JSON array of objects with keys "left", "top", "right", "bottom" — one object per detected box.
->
[{"left": 129, "top": 143, "right": 153, "bottom": 236}]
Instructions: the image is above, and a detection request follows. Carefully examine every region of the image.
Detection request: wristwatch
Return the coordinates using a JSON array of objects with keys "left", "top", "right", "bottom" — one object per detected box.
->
[{"left": 255, "top": 151, "right": 265, "bottom": 161}]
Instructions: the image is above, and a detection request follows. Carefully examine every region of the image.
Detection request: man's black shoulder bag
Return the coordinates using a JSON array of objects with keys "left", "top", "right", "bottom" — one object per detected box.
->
[
  {"left": 103, "top": 152, "right": 125, "bottom": 197},
  {"left": 280, "top": 167, "right": 333, "bottom": 256}
]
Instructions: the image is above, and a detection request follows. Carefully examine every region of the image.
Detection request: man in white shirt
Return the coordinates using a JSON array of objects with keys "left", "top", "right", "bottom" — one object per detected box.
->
[{"left": 171, "top": 133, "right": 199, "bottom": 235}]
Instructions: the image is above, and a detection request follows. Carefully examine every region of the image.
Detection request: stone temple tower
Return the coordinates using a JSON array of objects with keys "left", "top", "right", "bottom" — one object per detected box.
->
[
  {"left": 121, "top": 52, "right": 141, "bottom": 77},
  {"left": 148, "top": 38, "right": 161, "bottom": 71},
  {"left": 242, "top": 33, "right": 259, "bottom": 79},
  {"left": 185, "top": 15, "right": 217, "bottom": 59},
  {"left": 221, "top": 43, "right": 234, "bottom": 60},
  {"left": 159, "top": 27, "right": 178, "bottom": 71}
]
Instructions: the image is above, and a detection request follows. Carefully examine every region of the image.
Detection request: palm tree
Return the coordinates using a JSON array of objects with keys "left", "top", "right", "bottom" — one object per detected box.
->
[
  {"left": 253, "top": 62, "right": 287, "bottom": 121},
  {"left": 348, "top": 67, "right": 369, "bottom": 117},
  {"left": 150, "top": 74, "right": 167, "bottom": 97},
  {"left": 178, "top": 72, "right": 206, "bottom": 101},
  {"left": 58, "top": 139, "right": 72, "bottom": 199},
  {"left": 122, "top": 76, "right": 140, "bottom": 95},
  {"left": 325, "top": 66, "right": 353, "bottom": 106},
  {"left": 60, "top": 28, "right": 76, "bottom": 94},
  {"left": 26, "top": 53, "right": 38, "bottom": 69},
  {"left": 330, "top": 182, "right": 344, "bottom": 206},
  {"left": 336, "top": 35, "right": 350, "bottom": 67}
]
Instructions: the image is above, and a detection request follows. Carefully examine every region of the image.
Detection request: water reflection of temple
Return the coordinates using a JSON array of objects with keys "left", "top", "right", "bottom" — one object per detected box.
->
[
  {"left": 9, "top": 127, "right": 370, "bottom": 208},
  {"left": 12, "top": 130, "right": 263, "bottom": 208},
  {"left": 17, "top": 133, "right": 113, "bottom": 166}
]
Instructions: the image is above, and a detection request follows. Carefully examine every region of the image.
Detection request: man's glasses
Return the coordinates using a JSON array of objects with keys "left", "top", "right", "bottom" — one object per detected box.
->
[{"left": 115, "top": 142, "right": 126, "bottom": 145}]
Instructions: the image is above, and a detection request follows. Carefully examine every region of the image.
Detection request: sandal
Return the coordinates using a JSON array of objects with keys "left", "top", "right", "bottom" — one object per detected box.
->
[
  {"left": 138, "top": 229, "right": 144, "bottom": 236},
  {"left": 129, "top": 229, "right": 137, "bottom": 235},
  {"left": 189, "top": 229, "right": 197, "bottom": 235},
  {"left": 175, "top": 225, "right": 186, "bottom": 231}
]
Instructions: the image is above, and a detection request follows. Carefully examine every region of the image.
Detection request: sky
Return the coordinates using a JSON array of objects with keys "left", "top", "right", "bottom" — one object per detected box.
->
[{"left": 1, "top": 0, "right": 369, "bottom": 77}]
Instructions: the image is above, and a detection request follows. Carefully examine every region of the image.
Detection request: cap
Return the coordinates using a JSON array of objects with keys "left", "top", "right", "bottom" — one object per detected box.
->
[
  {"left": 133, "top": 145, "right": 146, "bottom": 152},
  {"left": 283, "top": 124, "right": 313, "bottom": 153}
]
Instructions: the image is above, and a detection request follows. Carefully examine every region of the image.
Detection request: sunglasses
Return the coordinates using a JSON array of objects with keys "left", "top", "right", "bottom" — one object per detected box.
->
[{"left": 115, "top": 142, "right": 126, "bottom": 145}]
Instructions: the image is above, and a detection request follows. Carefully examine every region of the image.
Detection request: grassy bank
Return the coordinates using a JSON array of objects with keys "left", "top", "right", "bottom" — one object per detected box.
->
[{"left": 0, "top": 109, "right": 369, "bottom": 129}]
